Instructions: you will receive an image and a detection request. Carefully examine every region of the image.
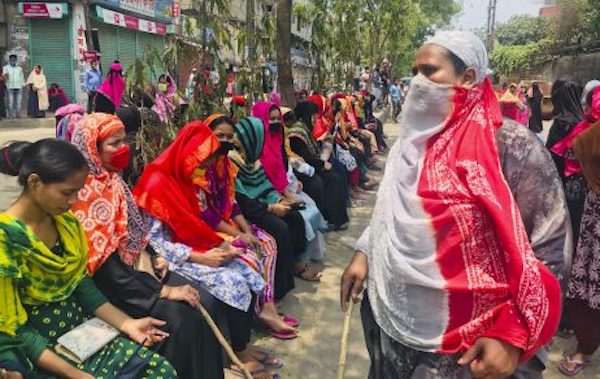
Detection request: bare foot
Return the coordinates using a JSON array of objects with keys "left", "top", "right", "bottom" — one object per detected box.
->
[
  {"left": 257, "top": 303, "right": 296, "bottom": 333},
  {"left": 233, "top": 348, "right": 273, "bottom": 379}
]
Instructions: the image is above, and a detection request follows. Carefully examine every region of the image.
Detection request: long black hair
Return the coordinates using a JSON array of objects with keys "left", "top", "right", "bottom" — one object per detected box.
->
[{"left": 0, "top": 139, "right": 88, "bottom": 188}]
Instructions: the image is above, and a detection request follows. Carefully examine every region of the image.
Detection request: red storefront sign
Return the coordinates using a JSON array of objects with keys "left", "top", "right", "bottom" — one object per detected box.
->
[
  {"left": 101, "top": 7, "right": 167, "bottom": 35},
  {"left": 22, "top": 2, "right": 64, "bottom": 19},
  {"left": 83, "top": 51, "right": 101, "bottom": 61}
]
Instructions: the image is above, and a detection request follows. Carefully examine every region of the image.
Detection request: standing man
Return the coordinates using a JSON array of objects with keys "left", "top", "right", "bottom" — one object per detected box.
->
[
  {"left": 85, "top": 59, "right": 102, "bottom": 113},
  {"left": 2, "top": 55, "right": 25, "bottom": 118},
  {"left": 389, "top": 80, "right": 402, "bottom": 122}
]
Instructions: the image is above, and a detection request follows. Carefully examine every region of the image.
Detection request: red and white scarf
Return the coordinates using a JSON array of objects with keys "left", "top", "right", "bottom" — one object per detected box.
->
[{"left": 365, "top": 32, "right": 560, "bottom": 361}]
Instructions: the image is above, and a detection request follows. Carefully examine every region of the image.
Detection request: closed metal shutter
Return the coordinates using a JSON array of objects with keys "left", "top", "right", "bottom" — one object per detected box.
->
[
  {"left": 93, "top": 21, "right": 118, "bottom": 74},
  {"left": 94, "top": 21, "right": 165, "bottom": 75},
  {"left": 29, "top": 18, "right": 75, "bottom": 101},
  {"left": 117, "top": 28, "right": 137, "bottom": 71}
]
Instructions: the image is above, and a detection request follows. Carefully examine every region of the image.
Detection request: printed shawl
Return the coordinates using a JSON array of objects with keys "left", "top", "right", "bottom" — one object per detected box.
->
[
  {"left": 0, "top": 212, "right": 87, "bottom": 336},
  {"left": 365, "top": 31, "right": 560, "bottom": 361},
  {"left": 133, "top": 121, "right": 223, "bottom": 251},
  {"left": 230, "top": 117, "right": 281, "bottom": 205},
  {"left": 192, "top": 114, "right": 239, "bottom": 220},
  {"left": 367, "top": 77, "right": 560, "bottom": 361},
  {"left": 252, "top": 101, "right": 289, "bottom": 193},
  {"left": 289, "top": 101, "right": 321, "bottom": 156},
  {"left": 72, "top": 113, "right": 148, "bottom": 274}
]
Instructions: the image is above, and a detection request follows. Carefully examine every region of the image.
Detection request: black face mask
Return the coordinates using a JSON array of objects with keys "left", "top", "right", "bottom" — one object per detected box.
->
[
  {"left": 269, "top": 122, "right": 282, "bottom": 133},
  {"left": 217, "top": 141, "right": 235, "bottom": 155}
]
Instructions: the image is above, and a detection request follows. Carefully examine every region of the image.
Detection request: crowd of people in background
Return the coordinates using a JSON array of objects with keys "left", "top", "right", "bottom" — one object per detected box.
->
[
  {"left": 0, "top": 55, "right": 70, "bottom": 120},
  {"left": 0, "top": 54, "right": 389, "bottom": 378},
  {"left": 1, "top": 31, "right": 600, "bottom": 378}
]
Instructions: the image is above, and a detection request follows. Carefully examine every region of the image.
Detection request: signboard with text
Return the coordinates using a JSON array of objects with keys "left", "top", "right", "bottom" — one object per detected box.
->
[
  {"left": 21, "top": 2, "right": 67, "bottom": 19},
  {"left": 92, "top": 0, "right": 173, "bottom": 23},
  {"left": 98, "top": 6, "right": 167, "bottom": 35}
]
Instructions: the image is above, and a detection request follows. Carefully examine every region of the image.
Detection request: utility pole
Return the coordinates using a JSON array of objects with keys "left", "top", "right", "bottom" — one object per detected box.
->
[{"left": 486, "top": 0, "right": 497, "bottom": 51}]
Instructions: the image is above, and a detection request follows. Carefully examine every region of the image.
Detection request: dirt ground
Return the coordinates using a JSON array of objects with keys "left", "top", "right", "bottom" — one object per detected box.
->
[{"left": 229, "top": 120, "right": 600, "bottom": 379}]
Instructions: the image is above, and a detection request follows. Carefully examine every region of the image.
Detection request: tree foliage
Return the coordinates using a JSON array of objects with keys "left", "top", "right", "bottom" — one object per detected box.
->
[
  {"left": 495, "top": 15, "right": 549, "bottom": 46},
  {"left": 293, "top": 0, "right": 459, "bottom": 90}
]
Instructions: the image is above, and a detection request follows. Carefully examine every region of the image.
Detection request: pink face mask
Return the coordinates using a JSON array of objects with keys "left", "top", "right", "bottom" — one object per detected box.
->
[{"left": 108, "top": 145, "right": 131, "bottom": 170}]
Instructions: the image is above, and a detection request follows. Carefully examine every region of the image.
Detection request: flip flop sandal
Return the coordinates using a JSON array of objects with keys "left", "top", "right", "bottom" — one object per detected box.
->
[
  {"left": 250, "top": 348, "right": 285, "bottom": 370},
  {"left": 294, "top": 265, "right": 322, "bottom": 282},
  {"left": 229, "top": 365, "right": 268, "bottom": 378},
  {"left": 558, "top": 356, "right": 588, "bottom": 376},
  {"left": 278, "top": 313, "right": 301, "bottom": 327},
  {"left": 267, "top": 328, "right": 298, "bottom": 340}
]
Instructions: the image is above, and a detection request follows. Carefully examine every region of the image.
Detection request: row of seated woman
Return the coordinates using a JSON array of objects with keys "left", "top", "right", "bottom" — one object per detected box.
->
[{"left": 0, "top": 92, "right": 387, "bottom": 379}]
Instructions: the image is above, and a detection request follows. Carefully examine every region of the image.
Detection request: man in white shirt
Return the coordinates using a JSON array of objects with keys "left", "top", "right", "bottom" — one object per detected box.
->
[{"left": 2, "top": 55, "right": 25, "bottom": 118}]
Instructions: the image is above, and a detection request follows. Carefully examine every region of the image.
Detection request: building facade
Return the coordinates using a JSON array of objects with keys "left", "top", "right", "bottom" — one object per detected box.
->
[{"left": 0, "top": 0, "right": 175, "bottom": 105}]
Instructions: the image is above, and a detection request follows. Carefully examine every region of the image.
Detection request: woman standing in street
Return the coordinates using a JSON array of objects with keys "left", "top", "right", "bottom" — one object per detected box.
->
[
  {"left": 528, "top": 82, "right": 544, "bottom": 133},
  {"left": 26, "top": 65, "right": 48, "bottom": 118}
]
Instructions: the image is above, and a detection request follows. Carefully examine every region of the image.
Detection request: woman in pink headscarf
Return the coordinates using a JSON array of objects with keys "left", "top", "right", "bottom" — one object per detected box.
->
[
  {"left": 152, "top": 74, "right": 182, "bottom": 123},
  {"left": 98, "top": 61, "right": 125, "bottom": 109},
  {"left": 252, "top": 101, "right": 299, "bottom": 203}
]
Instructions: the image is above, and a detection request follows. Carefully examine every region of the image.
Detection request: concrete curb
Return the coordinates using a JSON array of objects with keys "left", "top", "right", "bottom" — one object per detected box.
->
[{"left": 0, "top": 118, "right": 55, "bottom": 130}]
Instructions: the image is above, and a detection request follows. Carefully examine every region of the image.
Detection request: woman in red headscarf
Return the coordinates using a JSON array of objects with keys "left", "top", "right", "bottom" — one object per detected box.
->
[
  {"left": 134, "top": 121, "right": 283, "bottom": 378},
  {"left": 200, "top": 113, "right": 299, "bottom": 339}
]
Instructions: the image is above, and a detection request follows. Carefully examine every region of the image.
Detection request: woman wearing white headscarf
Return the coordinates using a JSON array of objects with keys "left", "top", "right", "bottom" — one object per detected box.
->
[{"left": 341, "top": 31, "right": 566, "bottom": 378}]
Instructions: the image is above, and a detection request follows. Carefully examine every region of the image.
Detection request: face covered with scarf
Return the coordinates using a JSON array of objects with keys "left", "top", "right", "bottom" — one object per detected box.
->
[
  {"left": 71, "top": 113, "right": 146, "bottom": 274},
  {"left": 362, "top": 30, "right": 560, "bottom": 365}
]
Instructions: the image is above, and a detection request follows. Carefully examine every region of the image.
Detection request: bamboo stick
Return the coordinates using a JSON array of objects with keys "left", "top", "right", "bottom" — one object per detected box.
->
[
  {"left": 196, "top": 301, "right": 253, "bottom": 379},
  {"left": 337, "top": 299, "right": 355, "bottom": 379}
]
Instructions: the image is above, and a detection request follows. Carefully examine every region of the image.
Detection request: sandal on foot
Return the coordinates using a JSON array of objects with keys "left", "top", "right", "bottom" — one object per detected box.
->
[
  {"left": 558, "top": 356, "right": 588, "bottom": 376},
  {"left": 295, "top": 265, "right": 322, "bottom": 282},
  {"left": 250, "top": 348, "right": 285, "bottom": 369},
  {"left": 229, "top": 365, "right": 268, "bottom": 378},
  {"left": 278, "top": 313, "right": 300, "bottom": 327},
  {"left": 267, "top": 328, "right": 298, "bottom": 340}
]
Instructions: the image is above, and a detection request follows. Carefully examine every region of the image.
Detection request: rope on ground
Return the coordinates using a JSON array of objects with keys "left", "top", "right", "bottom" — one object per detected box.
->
[
  {"left": 195, "top": 301, "right": 253, "bottom": 379},
  {"left": 337, "top": 299, "right": 356, "bottom": 379}
]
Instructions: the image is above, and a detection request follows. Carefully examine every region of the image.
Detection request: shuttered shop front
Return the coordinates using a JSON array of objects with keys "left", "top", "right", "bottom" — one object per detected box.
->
[
  {"left": 29, "top": 18, "right": 75, "bottom": 101},
  {"left": 92, "top": 20, "right": 166, "bottom": 73}
]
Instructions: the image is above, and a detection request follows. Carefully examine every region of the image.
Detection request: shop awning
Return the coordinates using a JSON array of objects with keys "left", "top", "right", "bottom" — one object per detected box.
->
[{"left": 95, "top": 5, "right": 167, "bottom": 35}]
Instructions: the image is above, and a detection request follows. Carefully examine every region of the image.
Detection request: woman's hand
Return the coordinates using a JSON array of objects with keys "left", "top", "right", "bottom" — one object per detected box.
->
[
  {"left": 0, "top": 369, "right": 24, "bottom": 379},
  {"left": 296, "top": 181, "right": 303, "bottom": 192},
  {"left": 268, "top": 203, "right": 291, "bottom": 217},
  {"left": 120, "top": 317, "right": 169, "bottom": 347},
  {"left": 236, "top": 232, "right": 259, "bottom": 247},
  {"left": 459, "top": 337, "right": 522, "bottom": 378},
  {"left": 324, "top": 161, "right": 333, "bottom": 171},
  {"left": 153, "top": 256, "right": 169, "bottom": 280},
  {"left": 193, "top": 246, "right": 242, "bottom": 267},
  {"left": 160, "top": 284, "right": 200, "bottom": 308}
]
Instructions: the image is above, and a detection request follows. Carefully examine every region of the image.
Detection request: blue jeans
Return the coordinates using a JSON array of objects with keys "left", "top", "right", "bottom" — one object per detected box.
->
[{"left": 7, "top": 88, "right": 22, "bottom": 117}]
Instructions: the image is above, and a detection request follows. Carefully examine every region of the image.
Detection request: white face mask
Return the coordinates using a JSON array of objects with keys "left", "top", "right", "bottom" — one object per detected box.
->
[{"left": 401, "top": 75, "right": 453, "bottom": 137}]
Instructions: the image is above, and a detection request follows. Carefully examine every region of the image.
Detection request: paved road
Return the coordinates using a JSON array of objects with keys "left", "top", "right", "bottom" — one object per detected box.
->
[{"left": 0, "top": 126, "right": 54, "bottom": 211}]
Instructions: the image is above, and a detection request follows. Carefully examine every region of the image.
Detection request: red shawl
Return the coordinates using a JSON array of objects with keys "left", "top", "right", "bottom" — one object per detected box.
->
[
  {"left": 133, "top": 121, "right": 223, "bottom": 250},
  {"left": 307, "top": 95, "right": 330, "bottom": 140},
  {"left": 422, "top": 79, "right": 561, "bottom": 359}
]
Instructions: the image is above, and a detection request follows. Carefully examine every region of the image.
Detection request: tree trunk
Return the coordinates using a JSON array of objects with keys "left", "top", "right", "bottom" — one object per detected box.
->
[
  {"left": 276, "top": 0, "right": 295, "bottom": 106},
  {"left": 246, "top": 0, "right": 257, "bottom": 98}
]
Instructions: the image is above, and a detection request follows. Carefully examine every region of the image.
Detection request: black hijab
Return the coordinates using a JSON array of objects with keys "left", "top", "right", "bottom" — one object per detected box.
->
[
  {"left": 547, "top": 79, "right": 584, "bottom": 149},
  {"left": 294, "top": 101, "right": 319, "bottom": 131}
]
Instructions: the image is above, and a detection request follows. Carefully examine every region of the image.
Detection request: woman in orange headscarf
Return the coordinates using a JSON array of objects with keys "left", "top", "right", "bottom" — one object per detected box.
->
[{"left": 71, "top": 112, "right": 226, "bottom": 378}]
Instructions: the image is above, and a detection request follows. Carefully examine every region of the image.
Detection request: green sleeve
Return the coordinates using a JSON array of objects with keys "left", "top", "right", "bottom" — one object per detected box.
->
[
  {"left": 0, "top": 332, "right": 31, "bottom": 368},
  {"left": 74, "top": 275, "right": 108, "bottom": 315},
  {"left": 13, "top": 323, "right": 50, "bottom": 363}
]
